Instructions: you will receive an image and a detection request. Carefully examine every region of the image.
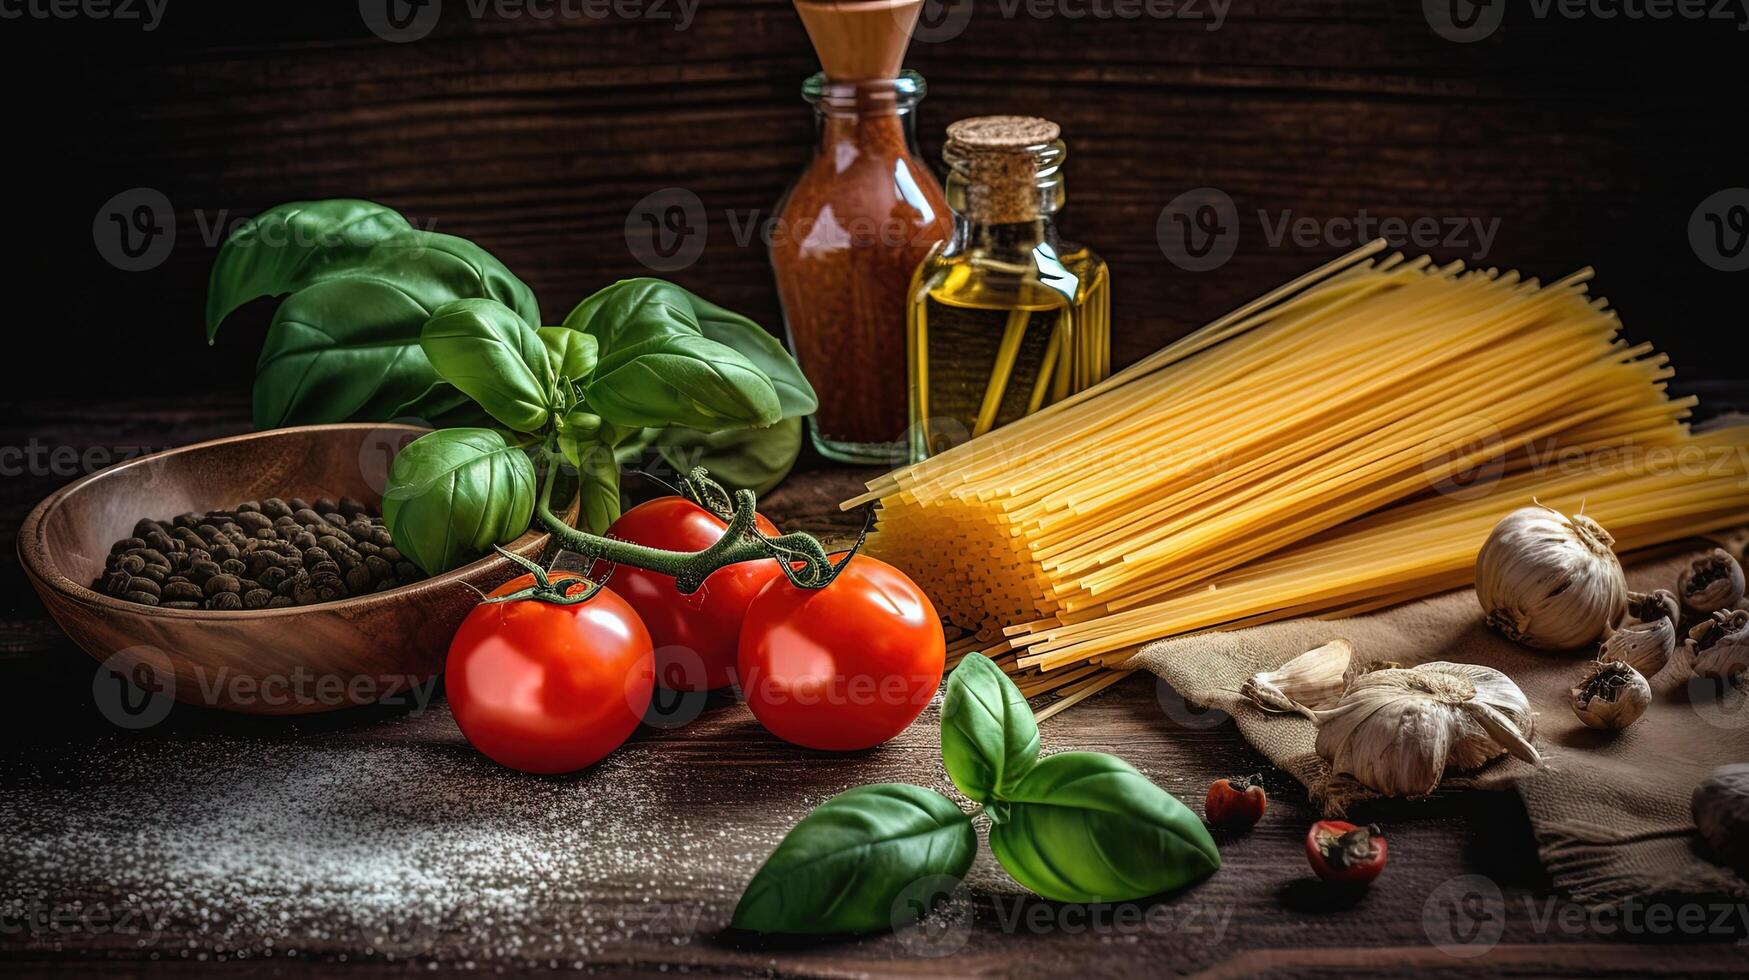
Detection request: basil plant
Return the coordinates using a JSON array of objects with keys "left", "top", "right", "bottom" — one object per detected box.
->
[
  {"left": 732, "top": 653, "right": 1221, "bottom": 935},
  {"left": 207, "top": 200, "right": 817, "bottom": 575}
]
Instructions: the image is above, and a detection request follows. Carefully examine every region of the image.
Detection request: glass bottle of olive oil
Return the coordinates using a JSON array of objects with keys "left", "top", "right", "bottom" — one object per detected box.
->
[{"left": 906, "top": 116, "right": 1110, "bottom": 462}]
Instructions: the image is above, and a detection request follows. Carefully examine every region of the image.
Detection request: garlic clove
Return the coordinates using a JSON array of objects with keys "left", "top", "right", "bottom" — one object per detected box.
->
[
  {"left": 1679, "top": 549, "right": 1747, "bottom": 617},
  {"left": 1626, "top": 588, "right": 1680, "bottom": 626},
  {"left": 1241, "top": 638, "right": 1353, "bottom": 713},
  {"left": 1599, "top": 616, "right": 1676, "bottom": 678},
  {"left": 1690, "top": 609, "right": 1749, "bottom": 685},
  {"left": 1475, "top": 505, "right": 1628, "bottom": 651},
  {"left": 1570, "top": 660, "right": 1651, "bottom": 730},
  {"left": 1461, "top": 699, "right": 1543, "bottom": 766}
]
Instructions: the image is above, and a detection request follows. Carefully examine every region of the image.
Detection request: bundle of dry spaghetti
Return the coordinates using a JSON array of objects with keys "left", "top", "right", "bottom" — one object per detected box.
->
[{"left": 846, "top": 241, "right": 1749, "bottom": 699}]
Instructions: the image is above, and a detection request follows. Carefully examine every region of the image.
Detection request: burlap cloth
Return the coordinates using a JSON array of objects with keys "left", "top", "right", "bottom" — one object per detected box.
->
[{"left": 1130, "top": 532, "right": 1749, "bottom": 905}]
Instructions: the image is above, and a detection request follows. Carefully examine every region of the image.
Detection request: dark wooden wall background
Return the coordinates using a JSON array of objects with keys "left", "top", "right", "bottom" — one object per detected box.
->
[{"left": 3, "top": 0, "right": 1745, "bottom": 402}]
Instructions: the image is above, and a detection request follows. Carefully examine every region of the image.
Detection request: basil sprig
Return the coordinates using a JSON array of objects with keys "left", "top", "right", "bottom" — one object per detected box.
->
[
  {"left": 730, "top": 654, "right": 1221, "bottom": 935},
  {"left": 207, "top": 200, "right": 819, "bottom": 574}
]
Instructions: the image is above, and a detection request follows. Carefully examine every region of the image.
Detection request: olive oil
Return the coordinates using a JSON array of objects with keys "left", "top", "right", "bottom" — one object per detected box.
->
[{"left": 906, "top": 117, "right": 1111, "bottom": 462}]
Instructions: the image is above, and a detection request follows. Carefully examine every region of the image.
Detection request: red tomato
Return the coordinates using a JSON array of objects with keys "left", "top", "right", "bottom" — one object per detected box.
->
[
  {"left": 1305, "top": 821, "right": 1387, "bottom": 884},
  {"left": 737, "top": 554, "right": 945, "bottom": 751},
  {"left": 446, "top": 572, "right": 654, "bottom": 774},
  {"left": 603, "top": 497, "right": 783, "bottom": 692},
  {"left": 1205, "top": 774, "right": 1267, "bottom": 830}
]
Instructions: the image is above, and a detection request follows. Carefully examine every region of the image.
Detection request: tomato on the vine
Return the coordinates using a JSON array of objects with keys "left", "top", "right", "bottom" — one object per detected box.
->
[
  {"left": 602, "top": 497, "right": 783, "bottom": 692},
  {"left": 737, "top": 554, "right": 945, "bottom": 751},
  {"left": 446, "top": 572, "right": 654, "bottom": 774}
]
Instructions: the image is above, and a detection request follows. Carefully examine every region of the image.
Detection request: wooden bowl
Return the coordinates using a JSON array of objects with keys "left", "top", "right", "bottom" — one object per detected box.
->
[{"left": 19, "top": 423, "right": 567, "bottom": 715}]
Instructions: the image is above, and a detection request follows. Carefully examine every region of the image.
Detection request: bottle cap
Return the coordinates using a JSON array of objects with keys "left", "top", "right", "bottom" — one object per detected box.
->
[
  {"left": 944, "top": 116, "right": 1063, "bottom": 223},
  {"left": 793, "top": 0, "right": 926, "bottom": 82}
]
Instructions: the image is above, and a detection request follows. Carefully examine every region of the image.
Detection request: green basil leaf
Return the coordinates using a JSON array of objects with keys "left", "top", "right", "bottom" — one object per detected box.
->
[
  {"left": 561, "top": 278, "right": 701, "bottom": 353},
  {"left": 205, "top": 199, "right": 412, "bottom": 341},
  {"left": 988, "top": 752, "right": 1220, "bottom": 903},
  {"left": 538, "top": 326, "right": 599, "bottom": 383},
  {"left": 732, "top": 784, "right": 975, "bottom": 935},
  {"left": 611, "top": 426, "right": 660, "bottom": 469},
  {"left": 687, "top": 292, "right": 818, "bottom": 418},
  {"left": 253, "top": 276, "right": 487, "bottom": 429},
  {"left": 941, "top": 652, "right": 1040, "bottom": 803},
  {"left": 647, "top": 417, "right": 802, "bottom": 496},
  {"left": 381, "top": 428, "right": 536, "bottom": 575},
  {"left": 226, "top": 214, "right": 542, "bottom": 430},
  {"left": 578, "top": 439, "right": 623, "bottom": 534},
  {"left": 420, "top": 299, "right": 553, "bottom": 433},
  {"left": 318, "top": 231, "right": 540, "bottom": 331},
  {"left": 553, "top": 409, "right": 618, "bottom": 533},
  {"left": 584, "top": 332, "right": 782, "bottom": 430},
  {"left": 564, "top": 279, "right": 787, "bottom": 430}
]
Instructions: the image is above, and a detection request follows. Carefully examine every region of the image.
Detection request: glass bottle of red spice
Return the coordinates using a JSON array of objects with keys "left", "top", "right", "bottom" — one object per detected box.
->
[{"left": 769, "top": 70, "right": 951, "bottom": 464}]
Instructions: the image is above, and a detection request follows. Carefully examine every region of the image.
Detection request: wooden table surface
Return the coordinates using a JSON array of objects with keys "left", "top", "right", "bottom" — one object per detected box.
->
[{"left": 3, "top": 399, "right": 1746, "bottom": 978}]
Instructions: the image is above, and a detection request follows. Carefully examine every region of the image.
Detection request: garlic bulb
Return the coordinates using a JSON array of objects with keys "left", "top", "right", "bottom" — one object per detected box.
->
[
  {"left": 1475, "top": 505, "right": 1628, "bottom": 650},
  {"left": 1599, "top": 616, "right": 1676, "bottom": 677},
  {"left": 1690, "top": 609, "right": 1749, "bottom": 685},
  {"left": 1241, "top": 639, "right": 1353, "bottom": 713},
  {"left": 1570, "top": 660, "right": 1651, "bottom": 730},
  {"left": 1678, "top": 549, "right": 1746, "bottom": 616},
  {"left": 1299, "top": 662, "right": 1540, "bottom": 798}
]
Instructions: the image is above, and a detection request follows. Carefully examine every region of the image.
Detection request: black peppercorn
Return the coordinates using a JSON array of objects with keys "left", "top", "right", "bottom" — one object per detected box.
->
[
  {"left": 162, "top": 581, "right": 204, "bottom": 603},
  {"left": 100, "top": 497, "right": 423, "bottom": 609}
]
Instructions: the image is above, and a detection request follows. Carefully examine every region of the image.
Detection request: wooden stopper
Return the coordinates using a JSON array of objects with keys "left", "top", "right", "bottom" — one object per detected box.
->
[
  {"left": 793, "top": 0, "right": 925, "bottom": 82},
  {"left": 945, "top": 116, "right": 1061, "bottom": 224}
]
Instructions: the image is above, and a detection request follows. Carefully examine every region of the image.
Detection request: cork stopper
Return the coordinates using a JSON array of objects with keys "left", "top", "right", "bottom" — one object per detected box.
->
[
  {"left": 793, "top": 0, "right": 925, "bottom": 82},
  {"left": 944, "top": 116, "right": 1062, "bottom": 224}
]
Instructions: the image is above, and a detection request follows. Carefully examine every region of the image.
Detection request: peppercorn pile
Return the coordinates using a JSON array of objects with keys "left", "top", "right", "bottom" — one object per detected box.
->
[{"left": 94, "top": 497, "right": 425, "bottom": 609}]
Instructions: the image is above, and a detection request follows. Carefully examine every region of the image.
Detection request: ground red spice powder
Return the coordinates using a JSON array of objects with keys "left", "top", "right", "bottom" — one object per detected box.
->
[{"left": 770, "top": 80, "right": 950, "bottom": 453}]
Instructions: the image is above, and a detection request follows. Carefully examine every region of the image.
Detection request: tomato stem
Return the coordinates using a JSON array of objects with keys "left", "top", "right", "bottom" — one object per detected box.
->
[
  {"left": 532, "top": 452, "right": 848, "bottom": 593},
  {"left": 482, "top": 546, "right": 609, "bottom": 606}
]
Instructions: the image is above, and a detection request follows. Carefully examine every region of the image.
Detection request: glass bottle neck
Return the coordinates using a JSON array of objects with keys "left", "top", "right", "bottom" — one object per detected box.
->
[
  {"left": 804, "top": 72, "right": 924, "bottom": 150},
  {"left": 941, "top": 136, "right": 1068, "bottom": 258},
  {"left": 949, "top": 216, "right": 1061, "bottom": 261}
]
